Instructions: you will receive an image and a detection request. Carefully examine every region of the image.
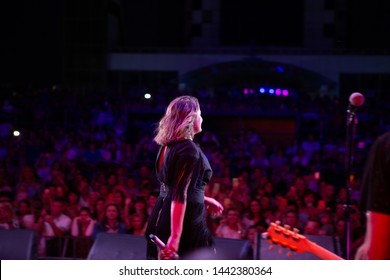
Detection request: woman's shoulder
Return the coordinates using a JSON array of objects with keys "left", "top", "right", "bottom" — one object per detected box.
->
[{"left": 170, "top": 140, "right": 200, "bottom": 157}]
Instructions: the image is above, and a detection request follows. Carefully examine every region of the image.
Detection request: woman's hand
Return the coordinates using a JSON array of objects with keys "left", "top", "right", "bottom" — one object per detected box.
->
[
  {"left": 158, "top": 236, "right": 179, "bottom": 260},
  {"left": 205, "top": 197, "right": 224, "bottom": 216},
  {"left": 157, "top": 235, "right": 180, "bottom": 260},
  {"left": 158, "top": 247, "right": 179, "bottom": 260}
]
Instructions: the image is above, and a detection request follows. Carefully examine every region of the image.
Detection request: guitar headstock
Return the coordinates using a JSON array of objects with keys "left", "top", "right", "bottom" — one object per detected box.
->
[{"left": 265, "top": 221, "right": 312, "bottom": 254}]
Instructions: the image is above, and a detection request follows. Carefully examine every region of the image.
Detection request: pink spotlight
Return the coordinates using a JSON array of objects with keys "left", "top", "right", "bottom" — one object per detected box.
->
[
  {"left": 282, "top": 89, "right": 289, "bottom": 96},
  {"left": 275, "top": 89, "right": 281, "bottom": 96}
]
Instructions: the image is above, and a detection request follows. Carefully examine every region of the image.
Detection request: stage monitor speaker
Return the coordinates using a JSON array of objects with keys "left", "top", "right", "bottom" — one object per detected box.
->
[
  {"left": 182, "top": 237, "right": 251, "bottom": 260},
  {"left": 214, "top": 237, "right": 251, "bottom": 260},
  {"left": 258, "top": 234, "right": 341, "bottom": 260},
  {"left": 87, "top": 233, "right": 147, "bottom": 260},
  {"left": 0, "top": 229, "right": 36, "bottom": 260}
]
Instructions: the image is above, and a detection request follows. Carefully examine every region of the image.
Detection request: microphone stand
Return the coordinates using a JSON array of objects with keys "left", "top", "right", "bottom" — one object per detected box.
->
[{"left": 344, "top": 105, "right": 358, "bottom": 260}]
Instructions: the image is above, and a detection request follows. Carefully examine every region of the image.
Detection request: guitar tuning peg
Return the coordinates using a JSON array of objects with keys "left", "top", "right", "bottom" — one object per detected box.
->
[
  {"left": 284, "top": 224, "right": 291, "bottom": 230},
  {"left": 278, "top": 248, "right": 284, "bottom": 255},
  {"left": 286, "top": 251, "right": 292, "bottom": 258},
  {"left": 293, "top": 228, "right": 299, "bottom": 234},
  {"left": 269, "top": 244, "right": 275, "bottom": 251},
  {"left": 275, "top": 220, "right": 281, "bottom": 226}
]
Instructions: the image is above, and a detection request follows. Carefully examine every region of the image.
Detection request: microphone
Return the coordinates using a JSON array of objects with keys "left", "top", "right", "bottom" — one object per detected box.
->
[
  {"left": 344, "top": 92, "right": 365, "bottom": 260},
  {"left": 149, "top": 234, "right": 166, "bottom": 250},
  {"left": 348, "top": 92, "right": 365, "bottom": 110},
  {"left": 149, "top": 234, "right": 179, "bottom": 259},
  {"left": 347, "top": 92, "right": 364, "bottom": 125}
]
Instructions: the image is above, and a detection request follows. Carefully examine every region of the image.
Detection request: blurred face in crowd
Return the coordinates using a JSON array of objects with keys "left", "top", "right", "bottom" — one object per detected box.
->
[
  {"left": 79, "top": 209, "right": 91, "bottom": 222},
  {"left": 250, "top": 200, "right": 261, "bottom": 214},
  {"left": 246, "top": 227, "right": 257, "bottom": 244},
  {"left": 148, "top": 195, "right": 157, "bottom": 208},
  {"left": 108, "top": 175, "right": 117, "bottom": 186},
  {"left": 285, "top": 211, "right": 298, "bottom": 227},
  {"left": 222, "top": 198, "right": 234, "bottom": 210},
  {"left": 106, "top": 204, "right": 119, "bottom": 221},
  {"left": 68, "top": 192, "right": 79, "bottom": 204},
  {"left": 134, "top": 200, "right": 147, "bottom": 214},
  {"left": 99, "top": 185, "right": 110, "bottom": 197},
  {"left": 0, "top": 203, "right": 13, "bottom": 222},
  {"left": 226, "top": 209, "right": 240, "bottom": 224},
  {"left": 304, "top": 220, "right": 320, "bottom": 235},
  {"left": 50, "top": 201, "right": 64, "bottom": 217},
  {"left": 304, "top": 192, "right": 315, "bottom": 207},
  {"left": 113, "top": 191, "right": 124, "bottom": 205},
  {"left": 78, "top": 180, "right": 90, "bottom": 196},
  {"left": 95, "top": 199, "right": 106, "bottom": 213},
  {"left": 18, "top": 201, "right": 31, "bottom": 216},
  {"left": 131, "top": 214, "right": 144, "bottom": 230}
]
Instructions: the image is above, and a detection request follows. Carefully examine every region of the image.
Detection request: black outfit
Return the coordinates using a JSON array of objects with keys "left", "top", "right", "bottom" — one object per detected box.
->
[
  {"left": 360, "top": 132, "right": 390, "bottom": 215},
  {"left": 145, "top": 139, "right": 214, "bottom": 259}
]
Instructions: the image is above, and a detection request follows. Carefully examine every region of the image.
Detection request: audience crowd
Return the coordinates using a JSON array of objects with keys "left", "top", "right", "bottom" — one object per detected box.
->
[{"left": 0, "top": 85, "right": 388, "bottom": 259}]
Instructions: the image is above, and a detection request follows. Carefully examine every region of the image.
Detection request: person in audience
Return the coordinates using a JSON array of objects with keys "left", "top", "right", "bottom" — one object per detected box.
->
[
  {"left": 131, "top": 196, "right": 149, "bottom": 222},
  {"left": 36, "top": 198, "right": 72, "bottom": 257},
  {"left": 318, "top": 209, "right": 335, "bottom": 236},
  {"left": 298, "top": 190, "right": 320, "bottom": 226},
  {"left": 68, "top": 206, "right": 95, "bottom": 258},
  {"left": 244, "top": 225, "right": 264, "bottom": 260},
  {"left": 0, "top": 202, "right": 20, "bottom": 229},
  {"left": 21, "top": 200, "right": 43, "bottom": 230},
  {"left": 15, "top": 166, "right": 42, "bottom": 200},
  {"left": 242, "top": 199, "right": 267, "bottom": 230},
  {"left": 112, "top": 189, "right": 127, "bottom": 214},
  {"left": 127, "top": 213, "right": 147, "bottom": 236},
  {"left": 71, "top": 206, "right": 95, "bottom": 237},
  {"left": 92, "top": 197, "right": 106, "bottom": 223},
  {"left": 146, "top": 191, "right": 158, "bottom": 216},
  {"left": 77, "top": 179, "right": 92, "bottom": 208},
  {"left": 15, "top": 199, "right": 32, "bottom": 227},
  {"left": 215, "top": 207, "right": 245, "bottom": 239},
  {"left": 64, "top": 190, "right": 81, "bottom": 220},
  {"left": 282, "top": 209, "right": 303, "bottom": 232},
  {"left": 92, "top": 203, "right": 127, "bottom": 239},
  {"left": 303, "top": 218, "right": 321, "bottom": 235}
]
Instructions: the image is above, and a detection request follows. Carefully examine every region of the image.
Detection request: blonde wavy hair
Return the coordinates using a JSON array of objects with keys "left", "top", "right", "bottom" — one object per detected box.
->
[{"left": 154, "top": 96, "right": 200, "bottom": 146}]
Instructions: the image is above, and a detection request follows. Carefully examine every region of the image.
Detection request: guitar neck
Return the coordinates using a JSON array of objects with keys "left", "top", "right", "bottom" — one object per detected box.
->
[{"left": 308, "top": 241, "right": 344, "bottom": 260}]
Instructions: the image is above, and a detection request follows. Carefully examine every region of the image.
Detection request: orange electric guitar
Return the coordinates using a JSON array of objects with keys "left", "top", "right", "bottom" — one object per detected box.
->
[{"left": 264, "top": 221, "right": 344, "bottom": 260}]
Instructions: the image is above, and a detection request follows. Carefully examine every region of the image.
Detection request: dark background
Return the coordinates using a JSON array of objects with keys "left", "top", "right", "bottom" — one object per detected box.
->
[{"left": 1, "top": 0, "right": 390, "bottom": 88}]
